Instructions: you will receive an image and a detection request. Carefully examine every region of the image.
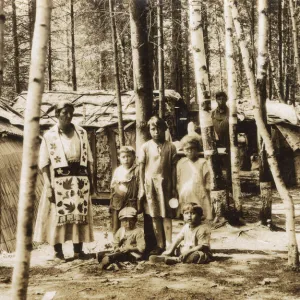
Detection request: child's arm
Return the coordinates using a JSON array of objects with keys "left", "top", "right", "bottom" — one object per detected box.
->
[
  {"left": 138, "top": 162, "right": 146, "bottom": 213},
  {"left": 162, "top": 227, "right": 184, "bottom": 256}
]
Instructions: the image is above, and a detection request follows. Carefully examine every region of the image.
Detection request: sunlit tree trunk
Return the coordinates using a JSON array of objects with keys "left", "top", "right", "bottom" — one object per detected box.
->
[
  {"left": 12, "top": 0, "right": 21, "bottom": 94},
  {"left": 184, "top": 0, "right": 190, "bottom": 106},
  {"left": 224, "top": 0, "right": 242, "bottom": 215},
  {"left": 0, "top": 0, "right": 4, "bottom": 96},
  {"left": 230, "top": 0, "right": 299, "bottom": 267},
  {"left": 116, "top": 28, "right": 129, "bottom": 90},
  {"left": 11, "top": 1, "right": 52, "bottom": 298},
  {"left": 70, "top": 0, "right": 77, "bottom": 91},
  {"left": 189, "top": 0, "right": 226, "bottom": 223},
  {"left": 109, "top": 0, "right": 125, "bottom": 146},
  {"left": 157, "top": 0, "right": 164, "bottom": 118},
  {"left": 129, "top": 0, "right": 153, "bottom": 148},
  {"left": 289, "top": 0, "right": 300, "bottom": 87}
]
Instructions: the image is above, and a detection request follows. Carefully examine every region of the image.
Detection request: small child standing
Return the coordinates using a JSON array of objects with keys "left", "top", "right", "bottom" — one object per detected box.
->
[
  {"left": 153, "top": 202, "right": 212, "bottom": 265},
  {"left": 98, "top": 207, "right": 145, "bottom": 269},
  {"left": 139, "top": 116, "right": 177, "bottom": 255},
  {"left": 110, "top": 146, "right": 139, "bottom": 234},
  {"left": 177, "top": 135, "right": 212, "bottom": 220}
]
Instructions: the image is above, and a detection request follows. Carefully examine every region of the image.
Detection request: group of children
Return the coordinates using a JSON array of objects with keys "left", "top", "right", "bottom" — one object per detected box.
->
[{"left": 98, "top": 116, "right": 213, "bottom": 269}]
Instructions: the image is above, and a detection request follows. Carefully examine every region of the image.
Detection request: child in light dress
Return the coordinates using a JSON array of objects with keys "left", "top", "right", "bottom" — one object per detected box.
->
[{"left": 177, "top": 135, "right": 212, "bottom": 220}]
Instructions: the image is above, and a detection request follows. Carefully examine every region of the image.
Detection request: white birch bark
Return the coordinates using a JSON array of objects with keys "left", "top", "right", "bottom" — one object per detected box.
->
[
  {"left": 289, "top": 0, "right": 300, "bottom": 87},
  {"left": 11, "top": 1, "right": 52, "bottom": 298},
  {"left": 230, "top": 0, "right": 299, "bottom": 267},
  {"left": 189, "top": 0, "right": 226, "bottom": 222},
  {"left": 224, "top": 0, "right": 242, "bottom": 214}
]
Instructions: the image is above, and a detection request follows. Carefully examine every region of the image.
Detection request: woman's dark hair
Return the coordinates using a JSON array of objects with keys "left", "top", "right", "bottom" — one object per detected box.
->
[
  {"left": 147, "top": 116, "right": 167, "bottom": 131},
  {"left": 182, "top": 202, "right": 203, "bottom": 217},
  {"left": 215, "top": 91, "right": 227, "bottom": 101},
  {"left": 55, "top": 101, "right": 75, "bottom": 118}
]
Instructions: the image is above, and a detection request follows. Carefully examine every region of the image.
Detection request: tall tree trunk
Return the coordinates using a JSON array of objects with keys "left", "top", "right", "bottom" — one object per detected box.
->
[
  {"left": 12, "top": 0, "right": 21, "bottom": 94},
  {"left": 257, "top": 0, "right": 273, "bottom": 226},
  {"left": 70, "top": 0, "right": 77, "bottom": 91},
  {"left": 170, "top": 0, "right": 183, "bottom": 94},
  {"left": 184, "top": 1, "right": 190, "bottom": 107},
  {"left": 157, "top": 0, "right": 164, "bottom": 118},
  {"left": 28, "top": 0, "right": 36, "bottom": 49},
  {"left": 250, "top": 0, "right": 256, "bottom": 74},
  {"left": 11, "top": 1, "right": 52, "bottom": 298},
  {"left": 278, "top": 0, "right": 284, "bottom": 98},
  {"left": 0, "top": 0, "right": 4, "bottom": 96},
  {"left": 109, "top": 0, "right": 125, "bottom": 146},
  {"left": 129, "top": 0, "right": 153, "bottom": 149},
  {"left": 224, "top": 0, "right": 242, "bottom": 215},
  {"left": 269, "top": 51, "right": 284, "bottom": 102},
  {"left": 48, "top": 22, "right": 52, "bottom": 90},
  {"left": 189, "top": 0, "right": 226, "bottom": 223},
  {"left": 230, "top": 0, "right": 299, "bottom": 267},
  {"left": 289, "top": 0, "right": 300, "bottom": 87},
  {"left": 202, "top": 1, "right": 210, "bottom": 80},
  {"left": 116, "top": 28, "right": 129, "bottom": 90},
  {"left": 268, "top": 2, "right": 272, "bottom": 100}
]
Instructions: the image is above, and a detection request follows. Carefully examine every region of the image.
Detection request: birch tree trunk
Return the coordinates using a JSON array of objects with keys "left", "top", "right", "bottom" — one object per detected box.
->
[
  {"left": 11, "top": 1, "right": 52, "bottom": 298},
  {"left": 257, "top": 0, "right": 273, "bottom": 226},
  {"left": 189, "top": 0, "right": 226, "bottom": 223},
  {"left": 129, "top": 0, "right": 153, "bottom": 149},
  {"left": 224, "top": 0, "right": 242, "bottom": 215},
  {"left": 70, "top": 0, "right": 77, "bottom": 91},
  {"left": 0, "top": 0, "right": 4, "bottom": 96},
  {"left": 12, "top": 0, "right": 21, "bottom": 94},
  {"left": 109, "top": 0, "right": 125, "bottom": 146},
  {"left": 48, "top": 22, "right": 52, "bottom": 90},
  {"left": 157, "top": 0, "right": 165, "bottom": 118},
  {"left": 230, "top": 0, "right": 299, "bottom": 267},
  {"left": 289, "top": 0, "right": 300, "bottom": 87},
  {"left": 116, "top": 28, "right": 129, "bottom": 90},
  {"left": 184, "top": 1, "right": 190, "bottom": 107}
]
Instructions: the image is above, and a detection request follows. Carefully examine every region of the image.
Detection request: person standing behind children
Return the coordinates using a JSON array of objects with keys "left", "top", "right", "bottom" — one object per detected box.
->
[
  {"left": 139, "top": 116, "right": 177, "bottom": 255},
  {"left": 110, "top": 146, "right": 139, "bottom": 235},
  {"left": 177, "top": 135, "right": 212, "bottom": 220},
  {"left": 98, "top": 207, "right": 145, "bottom": 269},
  {"left": 158, "top": 202, "right": 213, "bottom": 265}
]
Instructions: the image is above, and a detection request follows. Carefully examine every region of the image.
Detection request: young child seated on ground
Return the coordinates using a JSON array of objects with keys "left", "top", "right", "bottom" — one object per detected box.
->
[
  {"left": 98, "top": 207, "right": 145, "bottom": 270},
  {"left": 110, "top": 146, "right": 139, "bottom": 234},
  {"left": 150, "top": 202, "right": 213, "bottom": 265}
]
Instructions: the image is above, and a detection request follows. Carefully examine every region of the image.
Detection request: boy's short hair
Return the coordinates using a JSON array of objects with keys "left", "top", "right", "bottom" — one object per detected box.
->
[
  {"left": 180, "top": 135, "right": 201, "bottom": 151},
  {"left": 118, "top": 207, "right": 137, "bottom": 220},
  {"left": 182, "top": 202, "right": 203, "bottom": 217},
  {"left": 55, "top": 100, "right": 75, "bottom": 118},
  {"left": 119, "top": 146, "right": 135, "bottom": 156},
  {"left": 147, "top": 116, "right": 167, "bottom": 131},
  {"left": 215, "top": 91, "right": 227, "bottom": 101}
]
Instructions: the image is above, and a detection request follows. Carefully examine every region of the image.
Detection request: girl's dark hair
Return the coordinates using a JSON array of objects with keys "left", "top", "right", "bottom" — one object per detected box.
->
[
  {"left": 147, "top": 116, "right": 167, "bottom": 131},
  {"left": 55, "top": 101, "right": 75, "bottom": 118},
  {"left": 182, "top": 202, "right": 203, "bottom": 217},
  {"left": 180, "top": 135, "right": 201, "bottom": 151},
  {"left": 215, "top": 91, "right": 227, "bottom": 100}
]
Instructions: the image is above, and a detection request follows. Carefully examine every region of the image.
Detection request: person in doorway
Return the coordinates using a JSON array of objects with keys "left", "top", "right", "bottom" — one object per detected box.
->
[
  {"left": 110, "top": 146, "right": 139, "bottom": 235},
  {"left": 139, "top": 116, "right": 177, "bottom": 255},
  {"left": 34, "top": 101, "right": 94, "bottom": 262}
]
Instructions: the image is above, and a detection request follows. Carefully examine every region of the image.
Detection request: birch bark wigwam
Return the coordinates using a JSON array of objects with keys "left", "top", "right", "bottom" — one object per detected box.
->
[
  {"left": 188, "top": 0, "right": 227, "bottom": 223},
  {"left": 224, "top": 0, "right": 242, "bottom": 216},
  {"left": 230, "top": 0, "right": 299, "bottom": 268},
  {"left": 11, "top": 0, "right": 53, "bottom": 298},
  {"left": 257, "top": 0, "right": 273, "bottom": 226},
  {"left": 129, "top": 0, "right": 153, "bottom": 148},
  {"left": 109, "top": 0, "right": 125, "bottom": 146}
]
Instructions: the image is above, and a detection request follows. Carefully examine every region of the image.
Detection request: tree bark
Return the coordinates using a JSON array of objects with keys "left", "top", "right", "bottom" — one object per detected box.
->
[
  {"left": 12, "top": 0, "right": 21, "bottom": 94},
  {"left": 48, "top": 22, "right": 52, "bottom": 90},
  {"left": 28, "top": 0, "right": 36, "bottom": 49},
  {"left": 129, "top": 0, "right": 153, "bottom": 149},
  {"left": 116, "top": 27, "right": 129, "bottom": 90},
  {"left": 278, "top": 0, "right": 284, "bottom": 98},
  {"left": 0, "top": 0, "right": 4, "bottom": 96},
  {"left": 257, "top": 0, "right": 273, "bottom": 225},
  {"left": 230, "top": 0, "right": 299, "bottom": 267},
  {"left": 109, "top": 0, "right": 125, "bottom": 146},
  {"left": 184, "top": 0, "right": 190, "bottom": 107},
  {"left": 289, "top": 0, "right": 300, "bottom": 87},
  {"left": 189, "top": 0, "right": 226, "bottom": 223},
  {"left": 70, "top": 0, "right": 77, "bottom": 91},
  {"left": 157, "top": 0, "right": 165, "bottom": 118},
  {"left": 224, "top": 0, "right": 242, "bottom": 215},
  {"left": 11, "top": 1, "right": 52, "bottom": 298}
]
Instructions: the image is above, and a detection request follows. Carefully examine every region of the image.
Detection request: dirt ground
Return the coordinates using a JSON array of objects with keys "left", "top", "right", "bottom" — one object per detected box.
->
[{"left": 1, "top": 188, "right": 300, "bottom": 300}]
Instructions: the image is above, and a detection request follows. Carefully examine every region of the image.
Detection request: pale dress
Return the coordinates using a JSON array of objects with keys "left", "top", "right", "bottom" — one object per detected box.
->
[
  {"left": 177, "top": 157, "right": 212, "bottom": 220},
  {"left": 34, "top": 129, "right": 94, "bottom": 245}
]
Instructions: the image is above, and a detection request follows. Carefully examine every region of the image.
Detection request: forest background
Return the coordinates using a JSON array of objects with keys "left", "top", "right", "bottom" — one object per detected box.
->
[{"left": 4, "top": 0, "right": 299, "bottom": 106}]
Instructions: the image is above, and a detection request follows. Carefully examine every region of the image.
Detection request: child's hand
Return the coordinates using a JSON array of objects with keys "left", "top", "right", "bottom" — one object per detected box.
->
[
  {"left": 120, "top": 245, "right": 132, "bottom": 253},
  {"left": 46, "top": 185, "right": 55, "bottom": 203},
  {"left": 179, "top": 251, "right": 190, "bottom": 262}
]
